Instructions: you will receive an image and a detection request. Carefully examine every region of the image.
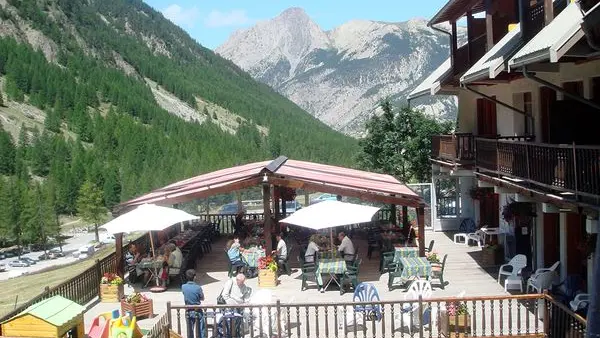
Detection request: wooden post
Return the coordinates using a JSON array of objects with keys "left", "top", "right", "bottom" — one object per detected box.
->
[
  {"left": 402, "top": 206, "right": 409, "bottom": 228},
  {"left": 115, "top": 233, "right": 124, "bottom": 278},
  {"left": 485, "top": 0, "right": 494, "bottom": 50},
  {"left": 274, "top": 187, "right": 281, "bottom": 220},
  {"left": 544, "top": 0, "right": 553, "bottom": 24},
  {"left": 451, "top": 21, "right": 458, "bottom": 66},
  {"left": 263, "top": 184, "right": 273, "bottom": 253},
  {"left": 466, "top": 11, "right": 474, "bottom": 64},
  {"left": 417, "top": 207, "right": 426, "bottom": 257},
  {"left": 304, "top": 191, "right": 310, "bottom": 207},
  {"left": 236, "top": 191, "right": 243, "bottom": 212},
  {"left": 390, "top": 204, "right": 397, "bottom": 225}
]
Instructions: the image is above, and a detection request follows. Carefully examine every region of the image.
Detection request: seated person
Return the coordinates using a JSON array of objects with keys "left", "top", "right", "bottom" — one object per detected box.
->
[
  {"left": 126, "top": 243, "right": 144, "bottom": 284},
  {"left": 159, "top": 246, "right": 173, "bottom": 287},
  {"left": 275, "top": 233, "right": 287, "bottom": 264},
  {"left": 226, "top": 237, "right": 246, "bottom": 273},
  {"left": 304, "top": 236, "right": 319, "bottom": 264},
  {"left": 168, "top": 243, "right": 183, "bottom": 277},
  {"left": 338, "top": 232, "right": 356, "bottom": 262}
]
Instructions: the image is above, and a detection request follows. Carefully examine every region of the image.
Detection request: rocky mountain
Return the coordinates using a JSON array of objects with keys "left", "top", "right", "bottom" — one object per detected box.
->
[{"left": 217, "top": 8, "right": 466, "bottom": 137}]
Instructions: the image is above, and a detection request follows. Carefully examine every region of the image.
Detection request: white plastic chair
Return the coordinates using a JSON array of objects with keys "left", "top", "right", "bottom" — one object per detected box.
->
[
  {"left": 466, "top": 230, "right": 485, "bottom": 247},
  {"left": 531, "top": 261, "right": 560, "bottom": 277},
  {"left": 497, "top": 254, "right": 527, "bottom": 284},
  {"left": 569, "top": 293, "right": 590, "bottom": 312},
  {"left": 526, "top": 271, "right": 557, "bottom": 293},
  {"left": 395, "top": 279, "right": 433, "bottom": 334}
]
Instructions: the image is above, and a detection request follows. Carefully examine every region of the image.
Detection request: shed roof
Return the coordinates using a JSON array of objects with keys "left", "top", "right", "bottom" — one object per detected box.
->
[
  {"left": 118, "top": 157, "right": 425, "bottom": 211},
  {"left": 429, "top": 0, "right": 485, "bottom": 25},
  {"left": 407, "top": 58, "right": 454, "bottom": 100},
  {"left": 3, "top": 296, "right": 84, "bottom": 327},
  {"left": 508, "top": 2, "right": 584, "bottom": 68},
  {"left": 461, "top": 25, "right": 523, "bottom": 83}
]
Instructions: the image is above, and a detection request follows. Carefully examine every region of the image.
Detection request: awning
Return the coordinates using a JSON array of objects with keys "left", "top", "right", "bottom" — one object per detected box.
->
[
  {"left": 407, "top": 58, "right": 452, "bottom": 100},
  {"left": 461, "top": 25, "right": 523, "bottom": 83},
  {"left": 508, "top": 2, "right": 584, "bottom": 69}
]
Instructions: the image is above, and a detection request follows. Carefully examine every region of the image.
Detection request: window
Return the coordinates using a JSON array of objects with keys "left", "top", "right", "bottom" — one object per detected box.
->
[{"left": 435, "top": 177, "right": 459, "bottom": 217}]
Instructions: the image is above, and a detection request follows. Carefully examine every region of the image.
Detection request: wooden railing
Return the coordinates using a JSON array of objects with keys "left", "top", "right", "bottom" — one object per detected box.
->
[
  {"left": 165, "top": 293, "right": 586, "bottom": 338},
  {"left": 146, "top": 313, "right": 171, "bottom": 338},
  {"left": 431, "top": 133, "right": 475, "bottom": 163},
  {"left": 0, "top": 234, "right": 148, "bottom": 323},
  {"left": 475, "top": 138, "right": 600, "bottom": 199},
  {"left": 453, "top": 34, "right": 488, "bottom": 75}
]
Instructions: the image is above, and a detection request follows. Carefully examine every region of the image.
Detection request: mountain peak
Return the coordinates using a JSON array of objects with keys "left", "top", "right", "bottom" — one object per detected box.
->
[{"left": 279, "top": 7, "right": 308, "bottom": 18}]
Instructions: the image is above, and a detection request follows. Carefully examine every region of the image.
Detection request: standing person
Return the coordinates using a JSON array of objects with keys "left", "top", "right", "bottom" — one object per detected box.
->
[
  {"left": 274, "top": 233, "right": 288, "bottom": 274},
  {"left": 181, "top": 269, "right": 205, "bottom": 338}
]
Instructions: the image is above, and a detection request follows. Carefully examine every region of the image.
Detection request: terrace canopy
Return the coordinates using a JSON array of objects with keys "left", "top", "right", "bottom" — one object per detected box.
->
[{"left": 112, "top": 156, "right": 427, "bottom": 276}]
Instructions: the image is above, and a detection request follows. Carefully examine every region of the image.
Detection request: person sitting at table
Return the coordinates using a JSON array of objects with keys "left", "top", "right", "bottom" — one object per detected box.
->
[
  {"left": 167, "top": 243, "right": 183, "bottom": 281},
  {"left": 304, "top": 235, "right": 319, "bottom": 264},
  {"left": 159, "top": 246, "right": 174, "bottom": 287},
  {"left": 226, "top": 237, "right": 246, "bottom": 274},
  {"left": 338, "top": 232, "right": 356, "bottom": 262},
  {"left": 126, "top": 243, "right": 144, "bottom": 284}
]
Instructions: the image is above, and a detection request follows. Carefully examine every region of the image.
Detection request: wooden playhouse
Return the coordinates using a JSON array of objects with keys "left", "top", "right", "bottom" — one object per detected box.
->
[{"left": 1, "top": 295, "right": 85, "bottom": 338}]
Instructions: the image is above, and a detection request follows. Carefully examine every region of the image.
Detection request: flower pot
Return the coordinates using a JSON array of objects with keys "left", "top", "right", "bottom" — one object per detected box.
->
[
  {"left": 100, "top": 284, "right": 124, "bottom": 303},
  {"left": 121, "top": 299, "right": 154, "bottom": 319},
  {"left": 258, "top": 269, "right": 277, "bottom": 287},
  {"left": 448, "top": 314, "right": 471, "bottom": 333}
]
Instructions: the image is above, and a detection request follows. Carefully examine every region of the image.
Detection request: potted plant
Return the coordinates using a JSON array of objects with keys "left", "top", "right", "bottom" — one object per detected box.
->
[
  {"left": 425, "top": 252, "right": 440, "bottom": 264},
  {"left": 446, "top": 301, "right": 471, "bottom": 333},
  {"left": 100, "top": 273, "right": 124, "bottom": 303},
  {"left": 121, "top": 292, "right": 154, "bottom": 319},
  {"left": 257, "top": 254, "right": 278, "bottom": 287},
  {"left": 469, "top": 187, "right": 493, "bottom": 200}
]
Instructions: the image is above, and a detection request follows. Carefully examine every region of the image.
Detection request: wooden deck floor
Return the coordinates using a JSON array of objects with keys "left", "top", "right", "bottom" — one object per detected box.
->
[{"left": 84, "top": 231, "right": 543, "bottom": 337}]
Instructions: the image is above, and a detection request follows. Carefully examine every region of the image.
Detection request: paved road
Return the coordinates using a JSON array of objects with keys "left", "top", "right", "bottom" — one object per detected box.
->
[{"left": 0, "top": 232, "right": 107, "bottom": 280}]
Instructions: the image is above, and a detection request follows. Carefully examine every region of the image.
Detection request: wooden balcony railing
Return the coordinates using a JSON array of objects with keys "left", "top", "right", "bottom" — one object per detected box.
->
[
  {"left": 164, "top": 293, "right": 586, "bottom": 338},
  {"left": 431, "top": 133, "right": 475, "bottom": 163},
  {"left": 453, "top": 34, "right": 488, "bottom": 75},
  {"left": 475, "top": 138, "right": 600, "bottom": 199}
]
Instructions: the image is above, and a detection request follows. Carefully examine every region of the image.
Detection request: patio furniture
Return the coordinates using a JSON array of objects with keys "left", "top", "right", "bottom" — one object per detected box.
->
[
  {"left": 396, "top": 279, "right": 432, "bottom": 334},
  {"left": 316, "top": 258, "right": 347, "bottom": 292},
  {"left": 467, "top": 230, "right": 485, "bottom": 247},
  {"left": 569, "top": 293, "right": 590, "bottom": 312},
  {"left": 497, "top": 254, "right": 527, "bottom": 284},
  {"left": 430, "top": 254, "right": 448, "bottom": 289},
  {"left": 367, "top": 233, "right": 381, "bottom": 259},
  {"left": 526, "top": 270, "right": 558, "bottom": 293},
  {"left": 481, "top": 226, "right": 500, "bottom": 244},
  {"left": 531, "top": 261, "right": 560, "bottom": 277},
  {"left": 504, "top": 274, "right": 523, "bottom": 292},
  {"left": 353, "top": 283, "right": 382, "bottom": 321},
  {"left": 551, "top": 275, "right": 583, "bottom": 304},
  {"left": 278, "top": 244, "right": 293, "bottom": 276},
  {"left": 380, "top": 251, "right": 396, "bottom": 273},
  {"left": 393, "top": 246, "right": 419, "bottom": 262},
  {"left": 226, "top": 253, "right": 246, "bottom": 278},
  {"left": 453, "top": 218, "right": 476, "bottom": 244},
  {"left": 388, "top": 257, "right": 432, "bottom": 291},
  {"left": 425, "top": 240, "right": 435, "bottom": 253},
  {"left": 300, "top": 263, "right": 318, "bottom": 291},
  {"left": 340, "top": 259, "right": 362, "bottom": 295}
]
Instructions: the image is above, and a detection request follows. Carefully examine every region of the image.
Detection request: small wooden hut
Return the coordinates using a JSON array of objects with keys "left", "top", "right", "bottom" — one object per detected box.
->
[{"left": 1, "top": 295, "right": 85, "bottom": 337}]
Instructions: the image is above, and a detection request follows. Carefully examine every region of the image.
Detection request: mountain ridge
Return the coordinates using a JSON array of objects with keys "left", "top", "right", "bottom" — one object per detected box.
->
[{"left": 217, "top": 8, "right": 465, "bottom": 137}]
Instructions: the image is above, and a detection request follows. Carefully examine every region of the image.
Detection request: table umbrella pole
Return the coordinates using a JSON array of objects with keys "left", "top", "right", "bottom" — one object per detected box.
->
[{"left": 149, "top": 231, "right": 155, "bottom": 257}]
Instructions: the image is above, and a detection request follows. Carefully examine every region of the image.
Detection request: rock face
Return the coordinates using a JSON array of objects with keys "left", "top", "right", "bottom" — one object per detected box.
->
[{"left": 217, "top": 8, "right": 465, "bottom": 137}]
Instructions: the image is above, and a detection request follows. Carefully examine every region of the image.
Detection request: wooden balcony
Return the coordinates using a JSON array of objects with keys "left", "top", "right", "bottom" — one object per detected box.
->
[
  {"left": 475, "top": 138, "right": 600, "bottom": 200},
  {"left": 453, "top": 34, "right": 488, "bottom": 76},
  {"left": 164, "top": 293, "right": 586, "bottom": 338},
  {"left": 431, "top": 133, "right": 475, "bottom": 165}
]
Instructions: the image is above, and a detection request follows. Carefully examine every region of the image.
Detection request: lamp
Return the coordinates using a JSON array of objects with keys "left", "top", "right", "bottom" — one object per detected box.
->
[{"left": 263, "top": 174, "right": 268, "bottom": 183}]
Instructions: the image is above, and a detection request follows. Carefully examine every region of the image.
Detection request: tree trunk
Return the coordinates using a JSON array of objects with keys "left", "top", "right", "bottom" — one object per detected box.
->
[
  {"left": 586, "top": 234, "right": 599, "bottom": 338},
  {"left": 94, "top": 223, "right": 99, "bottom": 242}
]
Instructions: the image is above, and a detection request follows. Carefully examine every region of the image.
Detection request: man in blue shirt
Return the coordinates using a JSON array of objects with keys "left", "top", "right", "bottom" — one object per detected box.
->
[{"left": 181, "top": 269, "right": 205, "bottom": 338}]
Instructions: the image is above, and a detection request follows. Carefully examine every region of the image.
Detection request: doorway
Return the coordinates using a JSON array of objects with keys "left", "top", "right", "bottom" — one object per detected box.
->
[{"left": 476, "top": 98, "right": 498, "bottom": 137}]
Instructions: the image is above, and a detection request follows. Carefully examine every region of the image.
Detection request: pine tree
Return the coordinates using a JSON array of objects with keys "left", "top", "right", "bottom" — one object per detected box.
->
[
  {"left": 0, "top": 90, "right": 5, "bottom": 107},
  {"left": 44, "top": 108, "right": 62, "bottom": 133},
  {"left": 0, "top": 123, "right": 16, "bottom": 175},
  {"left": 76, "top": 179, "right": 107, "bottom": 242}
]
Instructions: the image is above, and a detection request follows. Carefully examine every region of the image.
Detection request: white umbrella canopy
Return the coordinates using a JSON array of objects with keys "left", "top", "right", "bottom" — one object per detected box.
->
[
  {"left": 280, "top": 200, "right": 381, "bottom": 230},
  {"left": 100, "top": 203, "right": 199, "bottom": 235}
]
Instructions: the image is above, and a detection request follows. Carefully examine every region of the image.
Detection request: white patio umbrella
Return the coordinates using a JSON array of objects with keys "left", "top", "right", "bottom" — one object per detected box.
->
[
  {"left": 280, "top": 200, "right": 381, "bottom": 246},
  {"left": 100, "top": 203, "right": 199, "bottom": 256}
]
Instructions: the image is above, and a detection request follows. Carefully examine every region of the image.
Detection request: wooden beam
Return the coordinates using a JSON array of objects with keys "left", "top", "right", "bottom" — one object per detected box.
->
[
  {"left": 390, "top": 204, "right": 397, "bottom": 225},
  {"left": 466, "top": 11, "right": 474, "bottom": 63},
  {"left": 451, "top": 21, "right": 458, "bottom": 67},
  {"left": 402, "top": 206, "right": 409, "bottom": 228},
  {"left": 544, "top": 0, "right": 553, "bottom": 24},
  {"left": 268, "top": 177, "right": 422, "bottom": 208},
  {"left": 115, "top": 233, "right": 124, "bottom": 278},
  {"left": 485, "top": 0, "right": 494, "bottom": 50},
  {"left": 417, "top": 207, "right": 426, "bottom": 257},
  {"left": 262, "top": 184, "right": 273, "bottom": 252}
]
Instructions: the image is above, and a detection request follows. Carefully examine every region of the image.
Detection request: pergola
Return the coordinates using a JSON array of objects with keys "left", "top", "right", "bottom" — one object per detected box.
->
[{"left": 112, "top": 156, "right": 427, "bottom": 276}]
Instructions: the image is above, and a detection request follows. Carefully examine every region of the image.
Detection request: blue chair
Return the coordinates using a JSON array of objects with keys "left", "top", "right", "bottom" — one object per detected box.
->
[{"left": 353, "top": 283, "right": 382, "bottom": 321}]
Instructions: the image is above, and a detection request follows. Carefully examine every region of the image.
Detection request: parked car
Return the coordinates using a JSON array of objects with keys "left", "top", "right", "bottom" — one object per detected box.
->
[
  {"left": 21, "top": 257, "right": 37, "bottom": 265},
  {"left": 310, "top": 193, "right": 338, "bottom": 205},
  {"left": 0, "top": 263, "right": 6, "bottom": 272},
  {"left": 49, "top": 248, "right": 65, "bottom": 257},
  {"left": 280, "top": 200, "right": 303, "bottom": 213},
  {"left": 218, "top": 203, "right": 247, "bottom": 215},
  {"left": 38, "top": 252, "right": 56, "bottom": 260},
  {"left": 9, "top": 260, "right": 29, "bottom": 268}
]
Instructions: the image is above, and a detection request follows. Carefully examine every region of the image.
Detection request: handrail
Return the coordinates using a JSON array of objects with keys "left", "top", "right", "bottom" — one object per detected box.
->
[{"left": 475, "top": 137, "right": 600, "bottom": 150}]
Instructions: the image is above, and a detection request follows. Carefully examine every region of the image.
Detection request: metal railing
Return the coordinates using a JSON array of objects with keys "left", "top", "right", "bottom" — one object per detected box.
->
[
  {"left": 164, "top": 293, "right": 585, "bottom": 338},
  {"left": 475, "top": 138, "right": 600, "bottom": 199}
]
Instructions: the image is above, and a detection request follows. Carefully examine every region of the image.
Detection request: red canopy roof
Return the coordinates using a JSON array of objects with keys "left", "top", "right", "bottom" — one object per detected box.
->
[{"left": 117, "top": 157, "right": 425, "bottom": 212}]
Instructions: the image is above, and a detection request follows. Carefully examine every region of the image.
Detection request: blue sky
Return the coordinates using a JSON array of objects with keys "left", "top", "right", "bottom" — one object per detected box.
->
[{"left": 143, "top": 0, "right": 451, "bottom": 49}]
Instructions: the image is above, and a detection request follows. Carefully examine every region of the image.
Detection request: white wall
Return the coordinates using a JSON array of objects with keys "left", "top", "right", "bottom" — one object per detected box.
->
[{"left": 457, "top": 60, "right": 600, "bottom": 137}]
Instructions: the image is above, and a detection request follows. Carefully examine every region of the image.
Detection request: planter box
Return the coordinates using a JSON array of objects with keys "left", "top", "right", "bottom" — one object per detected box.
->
[
  {"left": 439, "top": 312, "right": 471, "bottom": 337},
  {"left": 100, "top": 284, "right": 124, "bottom": 303},
  {"left": 482, "top": 246, "right": 503, "bottom": 266},
  {"left": 121, "top": 299, "right": 154, "bottom": 319},
  {"left": 258, "top": 269, "right": 277, "bottom": 287}
]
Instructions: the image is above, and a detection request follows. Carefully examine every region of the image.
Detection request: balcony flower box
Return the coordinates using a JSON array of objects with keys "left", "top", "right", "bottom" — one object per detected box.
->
[
  {"left": 121, "top": 293, "right": 154, "bottom": 319},
  {"left": 99, "top": 273, "right": 124, "bottom": 303},
  {"left": 257, "top": 255, "right": 278, "bottom": 287},
  {"left": 448, "top": 314, "right": 471, "bottom": 332}
]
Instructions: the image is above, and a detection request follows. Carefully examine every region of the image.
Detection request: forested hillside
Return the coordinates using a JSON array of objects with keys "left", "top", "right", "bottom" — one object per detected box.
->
[{"left": 0, "top": 0, "right": 358, "bottom": 248}]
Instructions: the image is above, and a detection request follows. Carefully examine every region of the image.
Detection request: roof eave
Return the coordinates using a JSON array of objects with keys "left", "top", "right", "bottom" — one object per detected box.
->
[{"left": 509, "top": 49, "right": 551, "bottom": 70}]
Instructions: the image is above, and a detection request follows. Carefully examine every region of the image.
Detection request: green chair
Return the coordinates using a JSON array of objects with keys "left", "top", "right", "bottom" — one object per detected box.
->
[
  {"left": 380, "top": 251, "right": 396, "bottom": 274},
  {"left": 425, "top": 240, "right": 435, "bottom": 253},
  {"left": 300, "top": 263, "right": 318, "bottom": 291},
  {"left": 430, "top": 254, "right": 448, "bottom": 289},
  {"left": 340, "top": 258, "right": 362, "bottom": 295},
  {"left": 278, "top": 244, "right": 293, "bottom": 276},
  {"left": 387, "top": 262, "right": 404, "bottom": 291}
]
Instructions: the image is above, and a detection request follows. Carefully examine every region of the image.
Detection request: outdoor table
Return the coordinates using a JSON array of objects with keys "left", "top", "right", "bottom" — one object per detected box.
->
[
  {"left": 137, "top": 258, "right": 164, "bottom": 287},
  {"left": 241, "top": 248, "right": 266, "bottom": 268},
  {"left": 481, "top": 227, "right": 501, "bottom": 245},
  {"left": 398, "top": 257, "right": 432, "bottom": 281},
  {"left": 393, "top": 246, "right": 419, "bottom": 262},
  {"left": 316, "top": 259, "right": 347, "bottom": 290}
]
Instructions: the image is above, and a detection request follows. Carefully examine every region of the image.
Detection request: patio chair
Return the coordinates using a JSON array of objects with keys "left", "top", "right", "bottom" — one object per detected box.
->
[
  {"left": 453, "top": 218, "right": 476, "bottom": 244},
  {"left": 395, "top": 279, "right": 432, "bottom": 334},
  {"left": 340, "top": 259, "right": 362, "bottom": 295},
  {"left": 552, "top": 275, "right": 583, "bottom": 304},
  {"left": 380, "top": 251, "right": 396, "bottom": 274},
  {"left": 278, "top": 244, "right": 293, "bottom": 276},
  {"left": 367, "top": 232, "right": 381, "bottom": 259},
  {"left": 300, "top": 263, "right": 318, "bottom": 291},
  {"left": 531, "top": 261, "right": 560, "bottom": 277},
  {"left": 430, "top": 254, "right": 448, "bottom": 289},
  {"left": 425, "top": 240, "right": 435, "bottom": 253},
  {"left": 466, "top": 229, "right": 485, "bottom": 247},
  {"left": 526, "top": 270, "right": 557, "bottom": 293},
  {"left": 497, "top": 254, "right": 527, "bottom": 284},
  {"left": 226, "top": 252, "right": 246, "bottom": 277},
  {"left": 388, "top": 263, "right": 405, "bottom": 291},
  {"left": 569, "top": 293, "right": 590, "bottom": 312},
  {"left": 341, "top": 283, "right": 382, "bottom": 328}
]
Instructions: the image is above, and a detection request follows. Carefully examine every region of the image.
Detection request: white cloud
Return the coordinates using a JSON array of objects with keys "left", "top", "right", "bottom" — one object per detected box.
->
[
  {"left": 162, "top": 4, "right": 200, "bottom": 28},
  {"left": 204, "top": 9, "right": 251, "bottom": 28}
]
